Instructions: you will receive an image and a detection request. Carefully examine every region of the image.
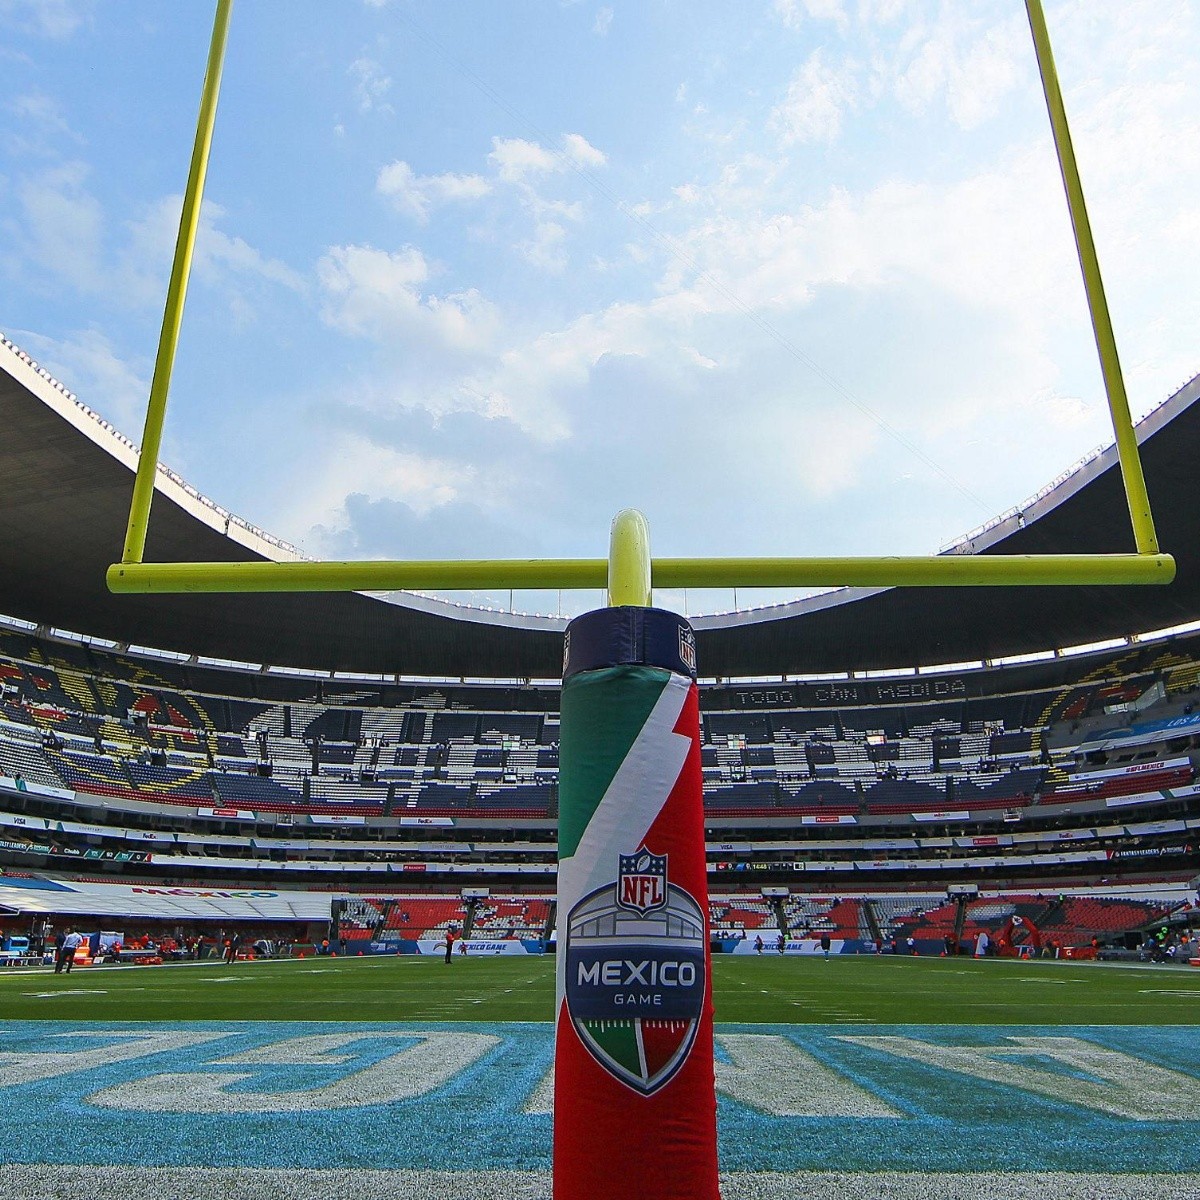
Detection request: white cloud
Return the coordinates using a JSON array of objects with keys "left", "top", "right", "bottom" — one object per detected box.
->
[
  {"left": 432, "top": 125, "right": 1132, "bottom": 510},
  {"left": 6, "top": 157, "right": 306, "bottom": 316},
  {"left": 17, "top": 327, "right": 149, "bottom": 436},
  {"left": 482, "top": 134, "right": 606, "bottom": 272},
  {"left": 771, "top": 50, "right": 858, "bottom": 144},
  {"left": 348, "top": 56, "right": 393, "bottom": 113},
  {"left": 488, "top": 137, "right": 561, "bottom": 182},
  {"left": 519, "top": 221, "right": 568, "bottom": 272},
  {"left": 562, "top": 132, "right": 607, "bottom": 169},
  {"left": 118, "top": 195, "right": 305, "bottom": 310},
  {"left": 311, "top": 6, "right": 1200, "bottom": 568},
  {"left": 774, "top": 0, "right": 849, "bottom": 33},
  {"left": 487, "top": 133, "right": 606, "bottom": 181},
  {"left": 376, "top": 160, "right": 491, "bottom": 222},
  {"left": 889, "top": 8, "right": 1027, "bottom": 131},
  {"left": 317, "top": 243, "right": 499, "bottom": 353},
  {"left": 282, "top": 433, "right": 476, "bottom": 544},
  {"left": 9, "top": 91, "right": 80, "bottom": 141},
  {"left": 0, "top": 0, "right": 91, "bottom": 39},
  {"left": 593, "top": 6, "right": 613, "bottom": 36},
  {"left": 16, "top": 161, "right": 103, "bottom": 290}
]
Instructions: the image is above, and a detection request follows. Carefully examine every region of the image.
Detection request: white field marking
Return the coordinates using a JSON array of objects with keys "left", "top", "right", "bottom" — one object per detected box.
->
[
  {"left": 838, "top": 1034, "right": 1200, "bottom": 1120},
  {"left": 22, "top": 989, "right": 107, "bottom": 997},
  {"left": 0, "top": 1030, "right": 233, "bottom": 1088},
  {"left": 1140, "top": 989, "right": 1200, "bottom": 996},
  {"left": 523, "top": 1066, "right": 555, "bottom": 1114},
  {"left": 6, "top": 1168, "right": 1200, "bottom": 1200},
  {"left": 1014, "top": 978, "right": 1068, "bottom": 983},
  {"left": 715, "top": 1033, "right": 904, "bottom": 1118},
  {"left": 88, "top": 1030, "right": 499, "bottom": 1113},
  {"left": 523, "top": 1033, "right": 903, "bottom": 1118},
  {"left": 196, "top": 977, "right": 252, "bottom": 984}
]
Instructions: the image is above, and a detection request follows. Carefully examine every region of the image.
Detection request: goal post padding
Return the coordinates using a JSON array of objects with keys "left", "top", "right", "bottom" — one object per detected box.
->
[{"left": 554, "top": 606, "right": 718, "bottom": 1200}]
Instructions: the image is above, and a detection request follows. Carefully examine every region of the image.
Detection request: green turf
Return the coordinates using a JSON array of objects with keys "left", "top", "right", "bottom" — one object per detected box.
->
[{"left": 1, "top": 953, "right": 1198, "bottom": 1023}]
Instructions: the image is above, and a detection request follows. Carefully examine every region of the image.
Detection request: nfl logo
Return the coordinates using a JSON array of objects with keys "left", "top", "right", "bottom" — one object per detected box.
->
[
  {"left": 617, "top": 847, "right": 668, "bottom": 915},
  {"left": 678, "top": 626, "right": 697, "bottom": 675}
]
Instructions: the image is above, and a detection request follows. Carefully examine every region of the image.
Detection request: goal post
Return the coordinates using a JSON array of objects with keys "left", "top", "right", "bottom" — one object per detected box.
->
[
  {"left": 106, "top": 0, "right": 1174, "bottom": 601},
  {"left": 96, "top": 6, "right": 1183, "bottom": 1196}
]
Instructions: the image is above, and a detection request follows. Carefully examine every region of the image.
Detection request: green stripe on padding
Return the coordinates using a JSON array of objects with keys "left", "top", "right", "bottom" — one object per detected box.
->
[
  {"left": 558, "top": 665, "right": 670, "bottom": 860},
  {"left": 583, "top": 1019, "right": 641, "bottom": 1078}
]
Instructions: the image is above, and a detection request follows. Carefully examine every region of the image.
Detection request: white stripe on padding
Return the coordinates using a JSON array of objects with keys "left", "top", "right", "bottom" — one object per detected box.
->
[{"left": 556, "top": 671, "right": 691, "bottom": 1004}]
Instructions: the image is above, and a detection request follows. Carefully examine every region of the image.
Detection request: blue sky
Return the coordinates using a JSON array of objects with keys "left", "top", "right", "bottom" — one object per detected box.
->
[{"left": 2, "top": 0, "right": 1198, "bottom": 617}]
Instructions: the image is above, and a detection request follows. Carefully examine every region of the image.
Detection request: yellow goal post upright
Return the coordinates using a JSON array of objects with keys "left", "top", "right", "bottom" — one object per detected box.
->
[{"left": 107, "top": 0, "right": 1174, "bottom": 604}]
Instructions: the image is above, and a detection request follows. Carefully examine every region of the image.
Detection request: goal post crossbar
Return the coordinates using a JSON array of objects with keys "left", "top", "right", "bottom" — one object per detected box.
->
[
  {"left": 108, "top": 0, "right": 1175, "bottom": 599},
  {"left": 106, "top": 552, "right": 1175, "bottom": 595}
]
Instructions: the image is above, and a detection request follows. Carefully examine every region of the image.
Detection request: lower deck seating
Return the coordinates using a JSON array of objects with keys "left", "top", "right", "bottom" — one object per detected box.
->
[
  {"left": 470, "top": 897, "right": 552, "bottom": 938},
  {"left": 379, "top": 897, "right": 466, "bottom": 938},
  {"left": 710, "top": 895, "right": 776, "bottom": 931}
]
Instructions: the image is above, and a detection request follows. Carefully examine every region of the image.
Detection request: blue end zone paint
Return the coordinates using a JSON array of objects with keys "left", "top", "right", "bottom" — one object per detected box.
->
[{"left": 0, "top": 1023, "right": 1196, "bottom": 1173}]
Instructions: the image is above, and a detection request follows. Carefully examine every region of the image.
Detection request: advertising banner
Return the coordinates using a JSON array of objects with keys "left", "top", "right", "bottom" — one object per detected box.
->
[
  {"left": 727, "top": 936, "right": 849, "bottom": 955},
  {"left": 414, "top": 939, "right": 532, "bottom": 956}
]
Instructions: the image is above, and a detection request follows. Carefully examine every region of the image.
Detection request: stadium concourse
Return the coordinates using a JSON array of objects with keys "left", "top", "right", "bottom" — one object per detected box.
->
[{"left": 1, "top": 337, "right": 1200, "bottom": 1196}]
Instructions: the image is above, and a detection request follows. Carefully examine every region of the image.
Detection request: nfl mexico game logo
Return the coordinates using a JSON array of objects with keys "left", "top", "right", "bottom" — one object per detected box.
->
[{"left": 565, "top": 845, "right": 706, "bottom": 1095}]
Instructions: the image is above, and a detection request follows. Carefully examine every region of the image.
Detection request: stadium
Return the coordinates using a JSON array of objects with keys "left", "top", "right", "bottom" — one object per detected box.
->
[
  {"left": 4, "top": 332, "right": 1200, "bottom": 1195},
  {"left": 3, "top": 3, "right": 1200, "bottom": 1199}
]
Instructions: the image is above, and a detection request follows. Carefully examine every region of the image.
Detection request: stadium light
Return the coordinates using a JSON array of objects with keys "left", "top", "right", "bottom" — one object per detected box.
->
[{"left": 107, "top": 0, "right": 1176, "bottom": 602}]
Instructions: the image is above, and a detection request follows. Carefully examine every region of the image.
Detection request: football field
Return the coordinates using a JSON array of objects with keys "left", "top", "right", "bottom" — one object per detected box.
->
[{"left": 1, "top": 954, "right": 1198, "bottom": 1198}]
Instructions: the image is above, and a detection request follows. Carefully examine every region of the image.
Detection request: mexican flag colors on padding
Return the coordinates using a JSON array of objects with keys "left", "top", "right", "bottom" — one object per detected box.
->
[{"left": 555, "top": 606, "right": 719, "bottom": 1200}]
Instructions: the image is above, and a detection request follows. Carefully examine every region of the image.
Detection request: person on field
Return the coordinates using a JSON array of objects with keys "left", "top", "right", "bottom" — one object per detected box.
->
[
  {"left": 444, "top": 927, "right": 456, "bottom": 964},
  {"left": 60, "top": 928, "right": 83, "bottom": 974},
  {"left": 754, "top": 935, "right": 764, "bottom": 955},
  {"left": 820, "top": 932, "right": 832, "bottom": 960},
  {"left": 52, "top": 928, "right": 67, "bottom": 973},
  {"left": 776, "top": 933, "right": 786, "bottom": 955}
]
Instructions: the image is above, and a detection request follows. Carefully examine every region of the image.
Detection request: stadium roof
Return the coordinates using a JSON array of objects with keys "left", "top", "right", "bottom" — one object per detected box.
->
[
  {"left": 0, "top": 875, "right": 330, "bottom": 921},
  {"left": 2, "top": 335, "right": 1198, "bottom": 681}
]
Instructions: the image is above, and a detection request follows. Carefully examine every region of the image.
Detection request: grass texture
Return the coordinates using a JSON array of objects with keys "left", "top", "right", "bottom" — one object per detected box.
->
[{"left": 0, "top": 952, "right": 1197, "bottom": 1024}]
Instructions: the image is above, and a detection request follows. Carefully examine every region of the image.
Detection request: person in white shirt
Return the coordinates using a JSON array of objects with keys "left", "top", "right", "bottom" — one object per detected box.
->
[{"left": 59, "top": 929, "right": 84, "bottom": 974}]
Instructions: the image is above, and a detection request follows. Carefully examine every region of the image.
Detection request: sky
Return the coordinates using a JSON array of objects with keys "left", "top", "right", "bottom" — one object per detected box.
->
[{"left": 1, "top": 0, "right": 1198, "bottom": 620}]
